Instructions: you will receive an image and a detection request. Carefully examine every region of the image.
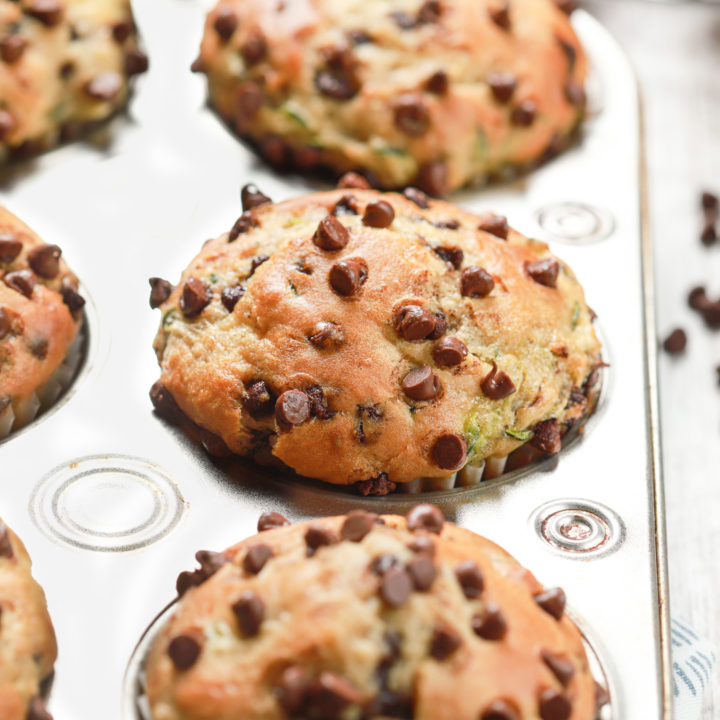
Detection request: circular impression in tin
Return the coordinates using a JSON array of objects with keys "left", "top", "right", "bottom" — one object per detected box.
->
[{"left": 30, "top": 454, "right": 185, "bottom": 552}]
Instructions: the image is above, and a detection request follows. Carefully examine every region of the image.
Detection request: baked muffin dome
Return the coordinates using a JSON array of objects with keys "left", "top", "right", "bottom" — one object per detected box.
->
[
  {"left": 0, "top": 519, "right": 57, "bottom": 720},
  {"left": 144, "top": 507, "right": 603, "bottom": 720},
  {"left": 0, "top": 0, "right": 147, "bottom": 162},
  {"left": 0, "top": 207, "right": 85, "bottom": 438},
  {"left": 151, "top": 186, "right": 601, "bottom": 492},
  {"left": 192, "top": 0, "right": 586, "bottom": 194}
]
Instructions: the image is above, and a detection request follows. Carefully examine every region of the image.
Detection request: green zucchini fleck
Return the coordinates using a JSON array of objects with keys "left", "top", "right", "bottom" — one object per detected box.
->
[
  {"left": 281, "top": 103, "right": 309, "bottom": 129},
  {"left": 505, "top": 428, "right": 533, "bottom": 442},
  {"left": 288, "top": 279, "right": 298, "bottom": 295},
  {"left": 162, "top": 309, "right": 179, "bottom": 329},
  {"left": 571, "top": 301, "right": 581, "bottom": 330}
]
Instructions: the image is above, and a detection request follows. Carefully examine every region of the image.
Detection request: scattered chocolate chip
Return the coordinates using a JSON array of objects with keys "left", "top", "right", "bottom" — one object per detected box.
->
[
  {"left": 337, "top": 172, "right": 371, "bottom": 190},
  {"left": 307, "top": 672, "right": 364, "bottom": 717},
  {"left": 24, "top": 0, "right": 64, "bottom": 27},
  {"left": 305, "top": 385, "right": 335, "bottom": 420},
  {"left": 479, "top": 214, "right": 509, "bottom": 240},
  {"left": 433, "top": 245, "right": 463, "bottom": 269},
  {"left": 487, "top": 71, "right": 516, "bottom": 103},
  {"left": 526, "top": 258, "right": 559, "bottom": 288},
  {"left": 176, "top": 549, "right": 227, "bottom": 596},
  {"left": 408, "top": 536, "right": 436, "bottom": 556},
  {"left": 425, "top": 70, "right": 449, "bottom": 96},
  {"left": 124, "top": 48, "right": 149, "bottom": 76},
  {"left": 461, "top": 266, "right": 495, "bottom": 297},
  {"left": 305, "top": 525, "right": 339, "bottom": 555},
  {"left": 481, "top": 699, "right": 521, "bottom": 720},
  {"left": 472, "top": 603, "right": 507, "bottom": 640},
  {"left": 489, "top": 3, "right": 511, "bottom": 30},
  {"left": 541, "top": 649, "right": 575, "bottom": 687},
  {"left": 538, "top": 688, "right": 572, "bottom": 720},
  {"left": 702, "top": 191, "right": 719, "bottom": 214},
  {"left": 308, "top": 320, "right": 345, "bottom": 349},
  {"left": 403, "top": 187, "right": 430, "bottom": 208},
  {"left": 27, "top": 243, "right": 61, "bottom": 278},
  {"left": 564, "top": 80, "right": 586, "bottom": 108},
  {"left": 149, "top": 277, "right": 173, "bottom": 309},
  {"left": 243, "top": 543, "right": 273, "bottom": 574},
  {"left": 430, "top": 626, "right": 462, "bottom": 660},
  {"left": 241, "top": 183, "right": 272, "bottom": 211},
  {"left": 313, "top": 215, "right": 350, "bottom": 251},
  {"left": 275, "top": 389, "right": 311, "bottom": 429},
  {"left": 149, "top": 381, "right": 184, "bottom": 425},
  {"left": 701, "top": 223, "right": 716, "bottom": 246},
  {"left": 341, "top": 510, "right": 376, "bottom": 542},
  {"left": 356, "top": 473, "right": 396, "bottom": 496},
  {"left": 363, "top": 201, "right": 395, "bottom": 228},
  {"left": 276, "top": 665, "right": 312, "bottom": 714},
  {"left": 179, "top": 277, "right": 212, "bottom": 316},
  {"left": 701, "top": 301, "right": 720, "bottom": 330},
  {"left": 232, "top": 590, "right": 265, "bottom": 637},
  {"left": 221, "top": 284, "right": 245, "bottom": 312},
  {"left": 249, "top": 255, "right": 269, "bottom": 277},
  {"left": 394, "top": 304, "right": 437, "bottom": 341},
  {"left": 431, "top": 433, "right": 467, "bottom": 470},
  {"left": 112, "top": 19, "right": 134, "bottom": 43},
  {"left": 480, "top": 361, "right": 516, "bottom": 400},
  {"left": 258, "top": 511, "right": 290, "bottom": 532},
  {"left": 85, "top": 72, "right": 123, "bottom": 101},
  {"left": 407, "top": 555, "right": 436, "bottom": 591},
  {"left": 0, "top": 35, "right": 27, "bottom": 64},
  {"left": 4, "top": 270, "right": 35, "bottom": 298},
  {"left": 0, "top": 522, "right": 13, "bottom": 558},
  {"left": 381, "top": 567, "right": 413, "bottom": 606},
  {"left": 25, "top": 698, "right": 53, "bottom": 720},
  {"left": 455, "top": 561, "right": 484, "bottom": 598},
  {"left": 394, "top": 95, "right": 431, "bottom": 136},
  {"left": 167, "top": 634, "right": 202, "bottom": 670},
  {"left": 0, "top": 235, "right": 22, "bottom": 262},
  {"left": 329, "top": 258, "right": 368, "bottom": 296},
  {"left": 213, "top": 7, "right": 238, "bottom": 41},
  {"left": 0, "top": 308, "right": 9, "bottom": 341},
  {"left": 315, "top": 47, "right": 360, "bottom": 100},
  {"left": 530, "top": 419, "right": 561, "bottom": 454},
  {"left": 407, "top": 504, "right": 445, "bottom": 533},
  {"left": 401, "top": 366, "right": 440, "bottom": 401},
  {"left": 241, "top": 30, "right": 268, "bottom": 66},
  {"left": 432, "top": 337, "right": 467, "bottom": 367},
  {"left": 332, "top": 194, "right": 360, "bottom": 216},
  {"left": 534, "top": 587, "right": 566, "bottom": 620},
  {"left": 228, "top": 211, "right": 258, "bottom": 241},
  {"left": 511, "top": 100, "right": 537, "bottom": 127},
  {"left": 242, "top": 379, "right": 274, "bottom": 418},
  {"left": 662, "top": 328, "right": 687, "bottom": 355},
  {"left": 0, "top": 110, "right": 15, "bottom": 140}
]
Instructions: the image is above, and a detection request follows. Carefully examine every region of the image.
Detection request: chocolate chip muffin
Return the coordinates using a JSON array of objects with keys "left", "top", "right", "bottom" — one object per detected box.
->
[
  {"left": 0, "top": 519, "right": 57, "bottom": 720},
  {"left": 144, "top": 507, "right": 606, "bottom": 720},
  {"left": 0, "top": 207, "right": 85, "bottom": 438},
  {"left": 151, "top": 186, "right": 602, "bottom": 493},
  {"left": 0, "top": 0, "right": 148, "bottom": 162},
  {"left": 192, "top": 0, "right": 585, "bottom": 194}
]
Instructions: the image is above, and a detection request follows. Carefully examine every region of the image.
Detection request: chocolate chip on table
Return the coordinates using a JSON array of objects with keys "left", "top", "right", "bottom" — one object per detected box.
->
[
  {"left": 228, "top": 211, "right": 258, "bottom": 241},
  {"left": 430, "top": 626, "right": 462, "bottom": 660},
  {"left": 306, "top": 672, "right": 365, "bottom": 717},
  {"left": 341, "top": 510, "right": 376, "bottom": 542},
  {"left": 394, "top": 304, "right": 437, "bottom": 341},
  {"left": 408, "top": 536, "right": 436, "bottom": 556},
  {"left": 526, "top": 258, "right": 559, "bottom": 288},
  {"left": 534, "top": 587, "right": 566, "bottom": 620},
  {"left": 179, "top": 277, "right": 212, "bottom": 316},
  {"left": 257, "top": 511, "right": 290, "bottom": 532},
  {"left": 232, "top": 590, "right": 265, "bottom": 637},
  {"left": 538, "top": 688, "right": 572, "bottom": 720},
  {"left": 309, "top": 320, "right": 345, "bottom": 349},
  {"left": 0, "top": 35, "right": 27, "bottom": 64},
  {"left": 425, "top": 70, "right": 449, "bottom": 96},
  {"left": 313, "top": 215, "right": 350, "bottom": 251},
  {"left": 403, "top": 187, "right": 430, "bottom": 208},
  {"left": 662, "top": 328, "right": 687, "bottom": 354},
  {"left": 394, "top": 95, "right": 431, "bottom": 136},
  {"left": 461, "top": 266, "right": 495, "bottom": 297},
  {"left": 433, "top": 245, "right": 463, "bottom": 269},
  {"left": 511, "top": 100, "right": 537, "bottom": 127},
  {"left": 213, "top": 6, "right": 238, "bottom": 41},
  {"left": 407, "top": 555, "right": 437, "bottom": 591},
  {"left": 240, "top": 30, "right": 268, "bottom": 66},
  {"left": 431, "top": 433, "right": 467, "bottom": 469},
  {"left": 455, "top": 561, "right": 484, "bottom": 598},
  {"left": 0, "top": 235, "right": 22, "bottom": 262},
  {"left": 487, "top": 72, "right": 516, "bottom": 103},
  {"left": 688, "top": 286, "right": 707, "bottom": 310},
  {"left": 488, "top": 3, "right": 511, "bottom": 30},
  {"left": 472, "top": 603, "right": 508, "bottom": 640},
  {"left": 25, "top": 698, "right": 53, "bottom": 720},
  {"left": 275, "top": 389, "right": 311, "bottom": 429},
  {"left": 541, "top": 649, "right": 575, "bottom": 687},
  {"left": 0, "top": 109, "right": 15, "bottom": 140},
  {"left": 407, "top": 504, "right": 445, "bottom": 533},
  {"left": 701, "top": 223, "right": 717, "bottom": 246},
  {"left": 702, "top": 191, "right": 719, "bottom": 213},
  {"left": 416, "top": 161, "right": 449, "bottom": 197},
  {"left": 168, "top": 634, "right": 202, "bottom": 670},
  {"left": 530, "top": 419, "right": 562, "bottom": 454},
  {"left": 479, "top": 214, "right": 509, "bottom": 240},
  {"left": 243, "top": 543, "right": 274, "bottom": 574},
  {"left": 241, "top": 183, "right": 272, "bottom": 211},
  {"left": 221, "top": 284, "right": 245, "bottom": 312},
  {"left": 125, "top": 48, "right": 149, "bottom": 76},
  {"left": 332, "top": 194, "right": 360, "bottom": 216},
  {"left": 24, "top": 0, "right": 64, "bottom": 26},
  {"left": 363, "top": 200, "right": 395, "bottom": 228},
  {"left": 85, "top": 72, "right": 123, "bottom": 101},
  {"left": 149, "top": 277, "right": 173, "bottom": 308},
  {"left": 433, "top": 337, "right": 467, "bottom": 367},
  {"left": 564, "top": 80, "right": 586, "bottom": 108},
  {"left": 380, "top": 567, "right": 413, "bottom": 606},
  {"left": 481, "top": 699, "right": 521, "bottom": 720},
  {"left": 337, "top": 172, "right": 371, "bottom": 190},
  {"left": 329, "top": 258, "right": 368, "bottom": 296},
  {"left": 0, "top": 521, "right": 13, "bottom": 558},
  {"left": 4, "top": 270, "right": 35, "bottom": 298},
  {"left": 356, "top": 473, "right": 397, "bottom": 496},
  {"left": 276, "top": 666, "right": 312, "bottom": 714},
  {"left": 481, "top": 361, "right": 516, "bottom": 400},
  {"left": 305, "top": 525, "right": 339, "bottom": 555}
]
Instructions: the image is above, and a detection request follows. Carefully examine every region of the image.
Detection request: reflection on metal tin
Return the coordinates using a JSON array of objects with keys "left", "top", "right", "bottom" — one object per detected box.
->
[
  {"left": 536, "top": 202, "right": 615, "bottom": 244},
  {"left": 30, "top": 454, "right": 185, "bottom": 552}
]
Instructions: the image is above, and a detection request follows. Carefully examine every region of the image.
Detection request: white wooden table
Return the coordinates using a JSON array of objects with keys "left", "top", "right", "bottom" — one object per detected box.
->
[{"left": 585, "top": 1, "right": 720, "bottom": 716}]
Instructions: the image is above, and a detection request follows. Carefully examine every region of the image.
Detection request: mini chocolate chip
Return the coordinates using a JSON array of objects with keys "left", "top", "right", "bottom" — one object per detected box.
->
[
  {"left": 430, "top": 433, "right": 467, "bottom": 470},
  {"left": 363, "top": 201, "right": 395, "bottom": 228},
  {"left": 332, "top": 194, "right": 360, "bottom": 216},
  {"left": 313, "top": 215, "right": 350, "bottom": 251},
  {"left": 461, "top": 266, "right": 495, "bottom": 297},
  {"left": 564, "top": 80, "right": 586, "bottom": 108},
  {"left": 341, "top": 510, "right": 376, "bottom": 542},
  {"left": 489, "top": 3, "right": 511, "bottom": 30},
  {"left": 125, "top": 48, "right": 149, "bottom": 76},
  {"left": 176, "top": 550, "right": 227, "bottom": 595},
  {"left": 85, "top": 72, "right": 123, "bottom": 101},
  {"left": 306, "top": 385, "right": 334, "bottom": 420},
  {"left": 526, "top": 258, "right": 559, "bottom": 288},
  {"left": 4, "top": 270, "right": 35, "bottom": 298},
  {"left": 538, "top": 688, "right": 572, "bottom": 720},
  {"left": 0, "top": 35, "right": 27, "bottom": 64},
  {"left": 27, "top": 243, "right": 61, "bottom": 278},
  {"left": 241, "top": 183, "right": 272, "bottom": 211},
  {"left": 481, "top": 699, "right": 521, "bottom": 720},
  {"left": 481, "top": 361, "right": 516, "bottom": 400},
  {"left": 371, "top": 554, "right": 402, "bottom": 576},
  {"left": 407, "top": 555, "right": 436, "bottom": 591},
  {"left": 403, "top": 187, "right": 430, "bottom": 208},
  {"left": 394, "top": 96, "right": 431, "bottom": 136},
  {"left": 305, "top": 525, "right": 339, "bottom": 555},
  {"left": 168, "top": 634, "right": 202, "bottom": 670},
  {"left": 26, "top": 698, "right": 53, "bottom": 720},
  {"left": 241, "top": 379, "right": 274, "bottom": 418},
  {"left": 511, "top": 100, "right": 537, "bottom": 127},
  {"left": 276, "top": 665, "right": 312, "bottom": 713},
  {"left": 0, "top": 110, "right": 15, "bottom": 140},
  {"left": 408, "top": 536, "right": 436, "bottom": 556},
  {"left": 472, "top": 603, "right": 507, "bottom": 640},
  {"left": 479, "top": 214, "right": 509, "bottom": 240},
  {"left": 401, "top": 366, "right": 440, "bottom": 401},
  {"left": 487, "top": 72, "right": 516, "bottom": 103},
  {"left": 275, "top": 389, "right": 311, "bottom": 428},
  {"left": 430, "top": 626, "right": 461, "bottom": 660},
  {"left": 213, "top": 7, "right": 238, "bottom": 41},
  {"left": 455, "top": 561, "right": 484, "bottom": 598},
  {"left": 0, "top": 308, "right": 10, "bottom": 340},
  {"left": 249, "top": 254, "right": 269, "bottom": 277},
  {"left": 701, "top": 223, "right": 716, "bottom": 246},
  {"left": 407, "top": 504, "right": 445, "bottom": 533},
  {"left": 337, "top": 172, "right": 371, "bottom": 190},
  {"left": 112, "top": 19, "right": 134, "bottom": 43},
  {"left": 356, "top": 473, "right": 397, "bottom": 496},
  {"left": 179, "top": 277, "right": 212, "bottom": 316},
  {"left": 530, "top": 419, "right": 561, "bottom": 454},
  {"left": 433, "top": 337, "right": 467, "bottom": 367},
  {"left": 221, "top": 284, "right": 245, "bottom": 312},
  {"left": 315, "top": 48, "right": 360, "bottom": 101},
  {"left": 329, "top": 258, "right": 368, "bottom": 296},
  {"left": 149, "top": 277, "right": 173, "bottom": 308},
  {"left": 541, "top": 649, "right": 575, "bottom": 687},
  {"left": 228, "top": 211, "right": 258, "bottom": 241},
  {"left": 701, "top": 301, "right": 720, "bottom": 329},
  {"left": 0, "top": 235, "right": 22, "bottom": 262},
  {"left": 24, "top": 0, "right": 64, "bottom": 26},
  {"left": 534, "top": 587, "right": 566, "bottom": 620},
  {"left": 425, "top": 70, "right": 449, "bottom": 95},
  {"left": 232, "top": 590, "right": 265, "bottom": 637},
  {"left": 243, "top": 543, "right": 274, "bottom": 574},
  {"left": 309, "top": 320, "right": 345, "bottom": 349},
  {"left": 258, "top": 511, "right": 290, "bottom": 532},
  {"left": 0, "top": 522, "right": 13, "bottom": 558},
  {"left": 381, "top": 567, "right": 413, "bottom": 606},
  {"left": 394, "top": 304, "right": 437, "bottom": 341},
  {"left": 433, "top": 245, "right": 463, "bottom": 269},
  {"left": 241, "top": 31, "right": 268, "bottom": 66},
  {"left": 149, "top": 381, "right": 184, "bottom": 425},
  {"left": 307, "top": 672, "right": 364, "bottom": 717},
  {"left": 662, "top": 328, "right": 687, "bottom": 355},
  {"left": 59, "top": 280, "right": 85, "bottom": 313},
  {"left": 702, "top": 191, "right": 719, "bottom": 211}
]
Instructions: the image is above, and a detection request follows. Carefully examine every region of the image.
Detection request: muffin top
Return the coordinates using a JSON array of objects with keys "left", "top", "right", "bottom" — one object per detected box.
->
[
  {"left": 0, "top": 519, "right": 57, "bottom": 720},
  {"left": 0, "top": 0, "right": 147, "bottom": 160},
  {"left": 151, "top": 186, "right": 601, "bottom": 489},
  {"left": 193, "top": 0, "right": 586, "bottom": 193},
  {"left": 145, "top": 507, "right": 602, "bottom": 720}
]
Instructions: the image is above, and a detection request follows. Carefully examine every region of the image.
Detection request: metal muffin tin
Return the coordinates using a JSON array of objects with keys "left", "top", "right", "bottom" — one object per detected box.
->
[{"left": 0, "top": 3, "right": 670, "bottom": 719}]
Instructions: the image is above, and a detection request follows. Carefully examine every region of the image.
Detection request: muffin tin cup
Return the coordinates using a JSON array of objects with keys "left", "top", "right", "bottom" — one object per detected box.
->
[{"left": 0, "top": 4, "right": 669, "bottom": 719}]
